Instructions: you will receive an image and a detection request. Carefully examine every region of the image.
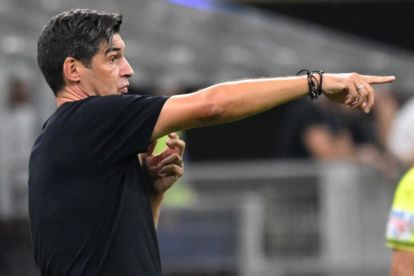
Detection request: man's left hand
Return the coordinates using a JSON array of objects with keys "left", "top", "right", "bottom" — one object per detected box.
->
[{"left": 141, "top": 133, "right": 185, "bottom": 197}]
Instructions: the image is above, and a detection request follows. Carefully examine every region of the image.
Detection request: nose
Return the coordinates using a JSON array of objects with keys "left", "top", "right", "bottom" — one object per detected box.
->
[{"left": 120, "top": 57, "right": 134, "bottom": 78}]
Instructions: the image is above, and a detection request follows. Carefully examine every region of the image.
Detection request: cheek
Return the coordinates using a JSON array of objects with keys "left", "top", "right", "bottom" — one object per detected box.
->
[
  {"left": 101, "top": 74, "right": 119, "bottom": 94},
  {"left": 97, "top": 69, "right": 119, "bottom": 90}
]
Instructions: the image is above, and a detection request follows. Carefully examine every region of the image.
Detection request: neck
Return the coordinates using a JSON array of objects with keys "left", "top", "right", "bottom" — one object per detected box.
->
[{"left": 56, "top": 85, "right": 93, "bottom": 107}]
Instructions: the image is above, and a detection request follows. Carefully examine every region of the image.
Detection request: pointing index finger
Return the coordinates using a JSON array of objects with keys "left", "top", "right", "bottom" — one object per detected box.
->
[{"left": 361, "top": 75, "right": 396, "bottom": 84}]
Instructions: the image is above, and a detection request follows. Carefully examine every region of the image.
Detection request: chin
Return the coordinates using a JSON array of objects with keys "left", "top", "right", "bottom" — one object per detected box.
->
[{"left": 105, "top": 91, "right": 120, "bottom": 96}]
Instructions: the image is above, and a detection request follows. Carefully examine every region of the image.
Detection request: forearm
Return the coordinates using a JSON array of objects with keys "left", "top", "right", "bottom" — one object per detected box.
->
[
  {"left": 142, "top": 134, "right": 185, "bottom": 228},
  {"left": 154, "top": 76, "right": 309, "bottom": 138},
  {"left": 391, "top": 250, "right": 414, "bottom": 276},
  {"left": 139, "top": 154, "right": 164, "bottom": 228},
  {"left": 151, "top": 194, "right": 164, "bottom": 228},
  {"left": 206, "top": 76, "right": 309, "bottom": 123}
]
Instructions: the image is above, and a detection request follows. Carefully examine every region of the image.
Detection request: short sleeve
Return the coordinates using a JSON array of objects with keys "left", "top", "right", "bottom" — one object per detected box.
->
[
  {"left": 386, "top": 168, "right": 414, "bottom": 251},
  {"left": 80, "top": 95, "right": 169, "bottom": 164},
  {"left": 388, "top": 99, "right": 414, "bottom": 162}
]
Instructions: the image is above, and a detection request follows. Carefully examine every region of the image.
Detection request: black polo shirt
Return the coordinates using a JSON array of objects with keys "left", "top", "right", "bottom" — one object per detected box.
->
[{"left": 29, "top": 94, "right": 168, "bottom": 276}]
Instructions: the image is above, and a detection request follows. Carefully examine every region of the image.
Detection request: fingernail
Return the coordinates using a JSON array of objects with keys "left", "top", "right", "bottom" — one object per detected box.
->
[{"left": 361, "top": 103, "right": 367, "bottom": 111}]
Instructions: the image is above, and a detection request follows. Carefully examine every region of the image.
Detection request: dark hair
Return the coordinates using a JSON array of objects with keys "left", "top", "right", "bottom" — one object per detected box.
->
[{"left": 37, "top": 9, "right": 122, "bottom": 95}]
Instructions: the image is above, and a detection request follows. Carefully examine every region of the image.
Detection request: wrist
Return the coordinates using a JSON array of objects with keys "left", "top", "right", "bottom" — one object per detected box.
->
[
  {"left": 296, "top": 69, "right": 324, "bottom": 100},
  {"left": 151, "top": 192, "right": 164, "bottom": 204}
]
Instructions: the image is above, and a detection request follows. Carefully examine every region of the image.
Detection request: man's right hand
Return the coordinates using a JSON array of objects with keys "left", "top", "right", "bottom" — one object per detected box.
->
[{"left": 322, "top": 73, "right": 395, "bottom": 113}]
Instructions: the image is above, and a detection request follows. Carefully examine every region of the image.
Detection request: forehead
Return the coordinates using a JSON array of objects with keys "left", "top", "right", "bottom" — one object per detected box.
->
[{"left": 99, "top": 33, "right": 125, "bottom": 54}]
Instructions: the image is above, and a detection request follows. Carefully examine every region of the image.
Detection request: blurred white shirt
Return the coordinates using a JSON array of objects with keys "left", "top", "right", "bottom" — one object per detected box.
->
[{"left": 388, "top": 98, "right": 414, "bottom": 165}]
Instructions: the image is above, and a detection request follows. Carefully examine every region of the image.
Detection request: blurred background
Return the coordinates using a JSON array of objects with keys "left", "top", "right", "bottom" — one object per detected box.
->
[{"left": 1, "top": 0, "right": 414, "bottom": 275}]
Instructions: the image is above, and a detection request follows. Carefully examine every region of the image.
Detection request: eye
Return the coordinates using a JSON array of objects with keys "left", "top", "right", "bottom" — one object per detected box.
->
[{"left": 108, "top": 55, "right": 120, "bottom": 64}]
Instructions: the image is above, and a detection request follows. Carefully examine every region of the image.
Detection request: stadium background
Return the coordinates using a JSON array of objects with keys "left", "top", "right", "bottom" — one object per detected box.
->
[{"left": 0, "top": 0, "right": 412, "bottom": 275}]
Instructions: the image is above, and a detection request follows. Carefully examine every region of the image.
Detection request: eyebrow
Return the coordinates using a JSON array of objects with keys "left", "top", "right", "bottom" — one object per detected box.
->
[{"left": 105, "top": 47, "right": 121, "bottom": 55}]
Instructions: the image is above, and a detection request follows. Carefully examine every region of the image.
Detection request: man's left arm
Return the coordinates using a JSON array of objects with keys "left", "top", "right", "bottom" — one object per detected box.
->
[
  {"left": 141, "top": 133, "right": 185, "bottom": 227},
  {"left": 390, "top": 249, "right": 414, "bottom": 276}
]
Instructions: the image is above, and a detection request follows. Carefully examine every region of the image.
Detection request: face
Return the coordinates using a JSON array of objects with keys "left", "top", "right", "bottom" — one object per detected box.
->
[{"left": 78, "top": 33, "right": 134, "bottom": 96}]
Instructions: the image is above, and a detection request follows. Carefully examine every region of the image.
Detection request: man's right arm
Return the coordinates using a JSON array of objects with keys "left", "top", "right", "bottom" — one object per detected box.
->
[{"left": 151, "top": 73, "right": 395, "bottom": 140}]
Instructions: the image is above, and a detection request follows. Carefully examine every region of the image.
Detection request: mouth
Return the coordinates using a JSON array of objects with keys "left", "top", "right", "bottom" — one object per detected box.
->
[{"left": 119, "top": 84, "right": 129, "bottom": 94}]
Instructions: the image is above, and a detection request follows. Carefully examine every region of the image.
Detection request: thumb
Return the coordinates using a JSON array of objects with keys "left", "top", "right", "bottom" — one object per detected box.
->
[
  {"left": 144, "top": 155, "right": 158, "bottom": 167},
  {"left": 146, "top": 140, "right": 157, "bottom": 156}
]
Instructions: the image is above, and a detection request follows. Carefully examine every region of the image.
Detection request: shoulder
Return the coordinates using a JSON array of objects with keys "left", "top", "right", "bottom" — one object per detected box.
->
[
  {"left": 86, "top": 94, "right": 140, "bottom": 105},
  {"left": 79, "top": 95, "right": 142, "bottom": 114},
  {"left": 86, "top": 94, "right": 166, "bottom": 108}
]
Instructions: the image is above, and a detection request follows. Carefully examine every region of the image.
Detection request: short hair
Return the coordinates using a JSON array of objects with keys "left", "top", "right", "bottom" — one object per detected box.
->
[{"left": 37, "top": 9, "right": 122, "bottom": 95}]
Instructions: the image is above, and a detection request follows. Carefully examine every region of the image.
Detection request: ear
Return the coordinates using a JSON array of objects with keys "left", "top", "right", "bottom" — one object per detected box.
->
[{"left": 62, "top": 57, "right": 84, "bottom": 83}]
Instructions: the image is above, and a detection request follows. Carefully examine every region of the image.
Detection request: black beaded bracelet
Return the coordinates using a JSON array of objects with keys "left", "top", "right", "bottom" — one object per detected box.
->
[{"left": 296, "top": 69, "right": 324, "bottom": 100}]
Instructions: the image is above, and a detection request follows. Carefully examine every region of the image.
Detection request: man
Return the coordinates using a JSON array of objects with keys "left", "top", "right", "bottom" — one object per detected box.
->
[
  {"left": 30, "top": 9, "right": 395, "bottom": 276},
  {"left": 31, "top": 9, "right": 185, "bottom": 276},
  {"left": 386, "top": 97, "right": 414, "bottom": 276}
]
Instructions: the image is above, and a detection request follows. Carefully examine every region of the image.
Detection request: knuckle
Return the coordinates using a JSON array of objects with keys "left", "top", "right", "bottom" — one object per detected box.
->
[{"left": 177, "top": 169, "right": 184, "bottom": 177}]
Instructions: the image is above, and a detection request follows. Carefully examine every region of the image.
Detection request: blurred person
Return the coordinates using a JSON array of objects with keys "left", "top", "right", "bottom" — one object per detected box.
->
[
  {"left": 276, "top": 97, "right": 374, "bottom": 159},
  {"left": 275, "top": 98, "right": 356, "bottom": 160},
  {"left": 386, "top": 168, "right": 414, "bottom": 276},
  {"left": 31, "top": 9, "right": 394, "bottom": 276},
  {"left": 0, "top": 78, "right": 36, "bottom": 218},
  {"left": 354, "top": 89, "right": 400, "bottom": 178},
  {"left": 386, "top": 96, "right": 414, "bottom": 276},
  {"left": 371, "top": 90, "right": 400, "bottom": 150},
  {"left": 0, "top": 78, "right": 37, "bottom": 276},
  {"left": 277, "top": 89, "right": 399, "bottom": 178}
]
